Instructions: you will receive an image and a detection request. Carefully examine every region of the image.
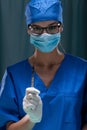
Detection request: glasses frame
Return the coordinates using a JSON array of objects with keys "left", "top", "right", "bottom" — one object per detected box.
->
[{"left": 28, "top": 22, "right": 62, "bottom": 35}]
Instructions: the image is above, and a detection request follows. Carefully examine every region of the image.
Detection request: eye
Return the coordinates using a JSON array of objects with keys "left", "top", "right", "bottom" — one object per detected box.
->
[
  {"left": 32, "top": 26, "right": 42, "bottom": 31},
  {"left": 48, "top": 25, "right": 58, "bottom": 31}
]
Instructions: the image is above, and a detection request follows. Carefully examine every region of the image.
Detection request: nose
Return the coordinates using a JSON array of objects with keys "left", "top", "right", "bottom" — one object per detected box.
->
[{"left": 42, "top": 28, "right": 47, "bottom": 34}]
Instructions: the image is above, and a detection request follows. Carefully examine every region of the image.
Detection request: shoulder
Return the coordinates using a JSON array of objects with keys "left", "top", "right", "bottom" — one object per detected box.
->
[
  {"left": 7, "top": 59, "right": 30, "bottom": 72},
  {"left": 0, "top": 59, "right": 32, "bottom": 91},
  {"left": 65, "top": 53, "right": 87, "bottom": 72},
  {"left": 5, "top": 59, "right": 32, "bottom": 80},
  {"left": 66, "top": 53, "right": 87, "bottom": 66}
]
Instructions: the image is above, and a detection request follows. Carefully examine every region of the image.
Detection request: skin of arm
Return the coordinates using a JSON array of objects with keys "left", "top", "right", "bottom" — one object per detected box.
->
[
  {"left": 6, "top": 115, "right": 35, "bottom": 130},
  {"left": 82, "top": 125, "right": 87, "bottom": 130}
]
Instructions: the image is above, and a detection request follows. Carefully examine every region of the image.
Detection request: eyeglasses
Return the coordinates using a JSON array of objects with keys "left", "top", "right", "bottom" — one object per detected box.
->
[{"left": 28, "top": 22, "right": 61, "bottom": 35}]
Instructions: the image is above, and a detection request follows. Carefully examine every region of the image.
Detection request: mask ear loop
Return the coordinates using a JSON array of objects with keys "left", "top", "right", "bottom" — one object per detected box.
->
[{"left": 31, "top": 66, "right": 35, "bottom": 87}]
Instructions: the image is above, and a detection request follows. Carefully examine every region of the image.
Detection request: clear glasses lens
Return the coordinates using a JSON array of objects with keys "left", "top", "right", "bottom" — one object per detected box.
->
[
  {"left": 29, "top": 25, "right": 42, "bottom": 34},
  {"left": 47, "top": 25, "right": 59, "bottom": 34}
]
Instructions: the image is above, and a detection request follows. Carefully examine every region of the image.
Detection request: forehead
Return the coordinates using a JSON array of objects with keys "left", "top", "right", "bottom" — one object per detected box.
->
[{"left": 31, "top": 20, "right": 58, "bottom": 27}]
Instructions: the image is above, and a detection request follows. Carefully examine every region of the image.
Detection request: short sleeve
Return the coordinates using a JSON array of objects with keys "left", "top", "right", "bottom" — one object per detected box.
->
[{"left": 0, "top": 69, "right": 20, "bottom": 127}]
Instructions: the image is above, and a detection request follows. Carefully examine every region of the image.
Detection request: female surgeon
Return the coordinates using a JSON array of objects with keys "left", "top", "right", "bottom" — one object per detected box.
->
[{"left": 0, "top": 0, "right": 87, "bottom": 130}]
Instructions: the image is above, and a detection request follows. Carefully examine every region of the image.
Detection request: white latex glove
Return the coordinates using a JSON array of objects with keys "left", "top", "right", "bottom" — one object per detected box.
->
[{"left": 23, "top": 87, "right": 42, "bottom": 123}]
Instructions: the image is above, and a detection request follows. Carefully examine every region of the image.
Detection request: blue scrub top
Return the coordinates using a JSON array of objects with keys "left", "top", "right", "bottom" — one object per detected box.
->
[{"left": 0, "top": 54, "right": 87, "bottom": 130}]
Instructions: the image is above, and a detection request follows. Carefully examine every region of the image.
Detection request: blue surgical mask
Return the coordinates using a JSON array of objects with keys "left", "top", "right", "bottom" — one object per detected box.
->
[{"left": 30, "top": 33, "right": 61, "bottom": 53}]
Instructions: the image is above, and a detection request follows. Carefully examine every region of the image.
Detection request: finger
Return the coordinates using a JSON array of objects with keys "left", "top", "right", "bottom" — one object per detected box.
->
[
  {"left": 26, "top": 87, "right": 40, "bottom": 95},
  {"left": 23, "top": 97, "right": 36, "bottom": 111},
  {"left": 24, "top": 94, "right": 40, "bottom": 105},
  {"left": 33, "top": 94, "right": 41, "bottom": 102},
  {"left": 26, "top": 93, "right": 33, "bottom": 100},
  {"left": 27, "top": 94, "right": 41, "bottom": 103},
  {"left": 28, "top": 103, "right": 36, "bottom": 111},
  {"left": 23, "top": 97, "right": 30, "bottom": 110},
  {"left": 28, "top": 99, "right": 38, "bottom": 106}
]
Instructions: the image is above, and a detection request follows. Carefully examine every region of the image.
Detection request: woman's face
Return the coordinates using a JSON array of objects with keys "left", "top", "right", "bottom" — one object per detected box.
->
[
  {"left": 28, "top": 20, "right": 62, "bottom": 53},
  {"left": 27, "top": 20, "right": 63, "bottom": 35}
]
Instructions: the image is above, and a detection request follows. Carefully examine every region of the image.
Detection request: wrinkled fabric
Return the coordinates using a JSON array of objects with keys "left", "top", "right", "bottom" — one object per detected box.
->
[
  {"left": 0, "top": 54, "right": 87, "bottom": 130},
  {"left": 25, "top": 0, "right": 63, "bottom": 25},
  {"left": 30, "top": 33, "right": 61, "bottom": 53}
]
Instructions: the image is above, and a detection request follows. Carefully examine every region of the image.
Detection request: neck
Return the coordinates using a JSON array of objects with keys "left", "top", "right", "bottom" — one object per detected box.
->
[{"left": 29, "top": 48, "right": 64, "bottom": 67}]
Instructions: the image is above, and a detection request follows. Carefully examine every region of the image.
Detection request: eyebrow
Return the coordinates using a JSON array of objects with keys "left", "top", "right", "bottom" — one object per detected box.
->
[
  {"left": 48, "top": 22, "right": 58, "bottom": 26},
  {"left": 31, "top": 22, "right": 58, "bottom": 27}
]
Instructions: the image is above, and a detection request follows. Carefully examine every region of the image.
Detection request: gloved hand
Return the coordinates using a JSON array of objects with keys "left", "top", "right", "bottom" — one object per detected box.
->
[{"left": 23, "top": 87, "right": 42, "bottom": 123}]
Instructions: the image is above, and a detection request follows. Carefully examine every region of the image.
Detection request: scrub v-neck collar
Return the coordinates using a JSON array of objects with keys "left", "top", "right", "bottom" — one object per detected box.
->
[{"left": 26, "top": 54, "right": 67, "bottom": 93}]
